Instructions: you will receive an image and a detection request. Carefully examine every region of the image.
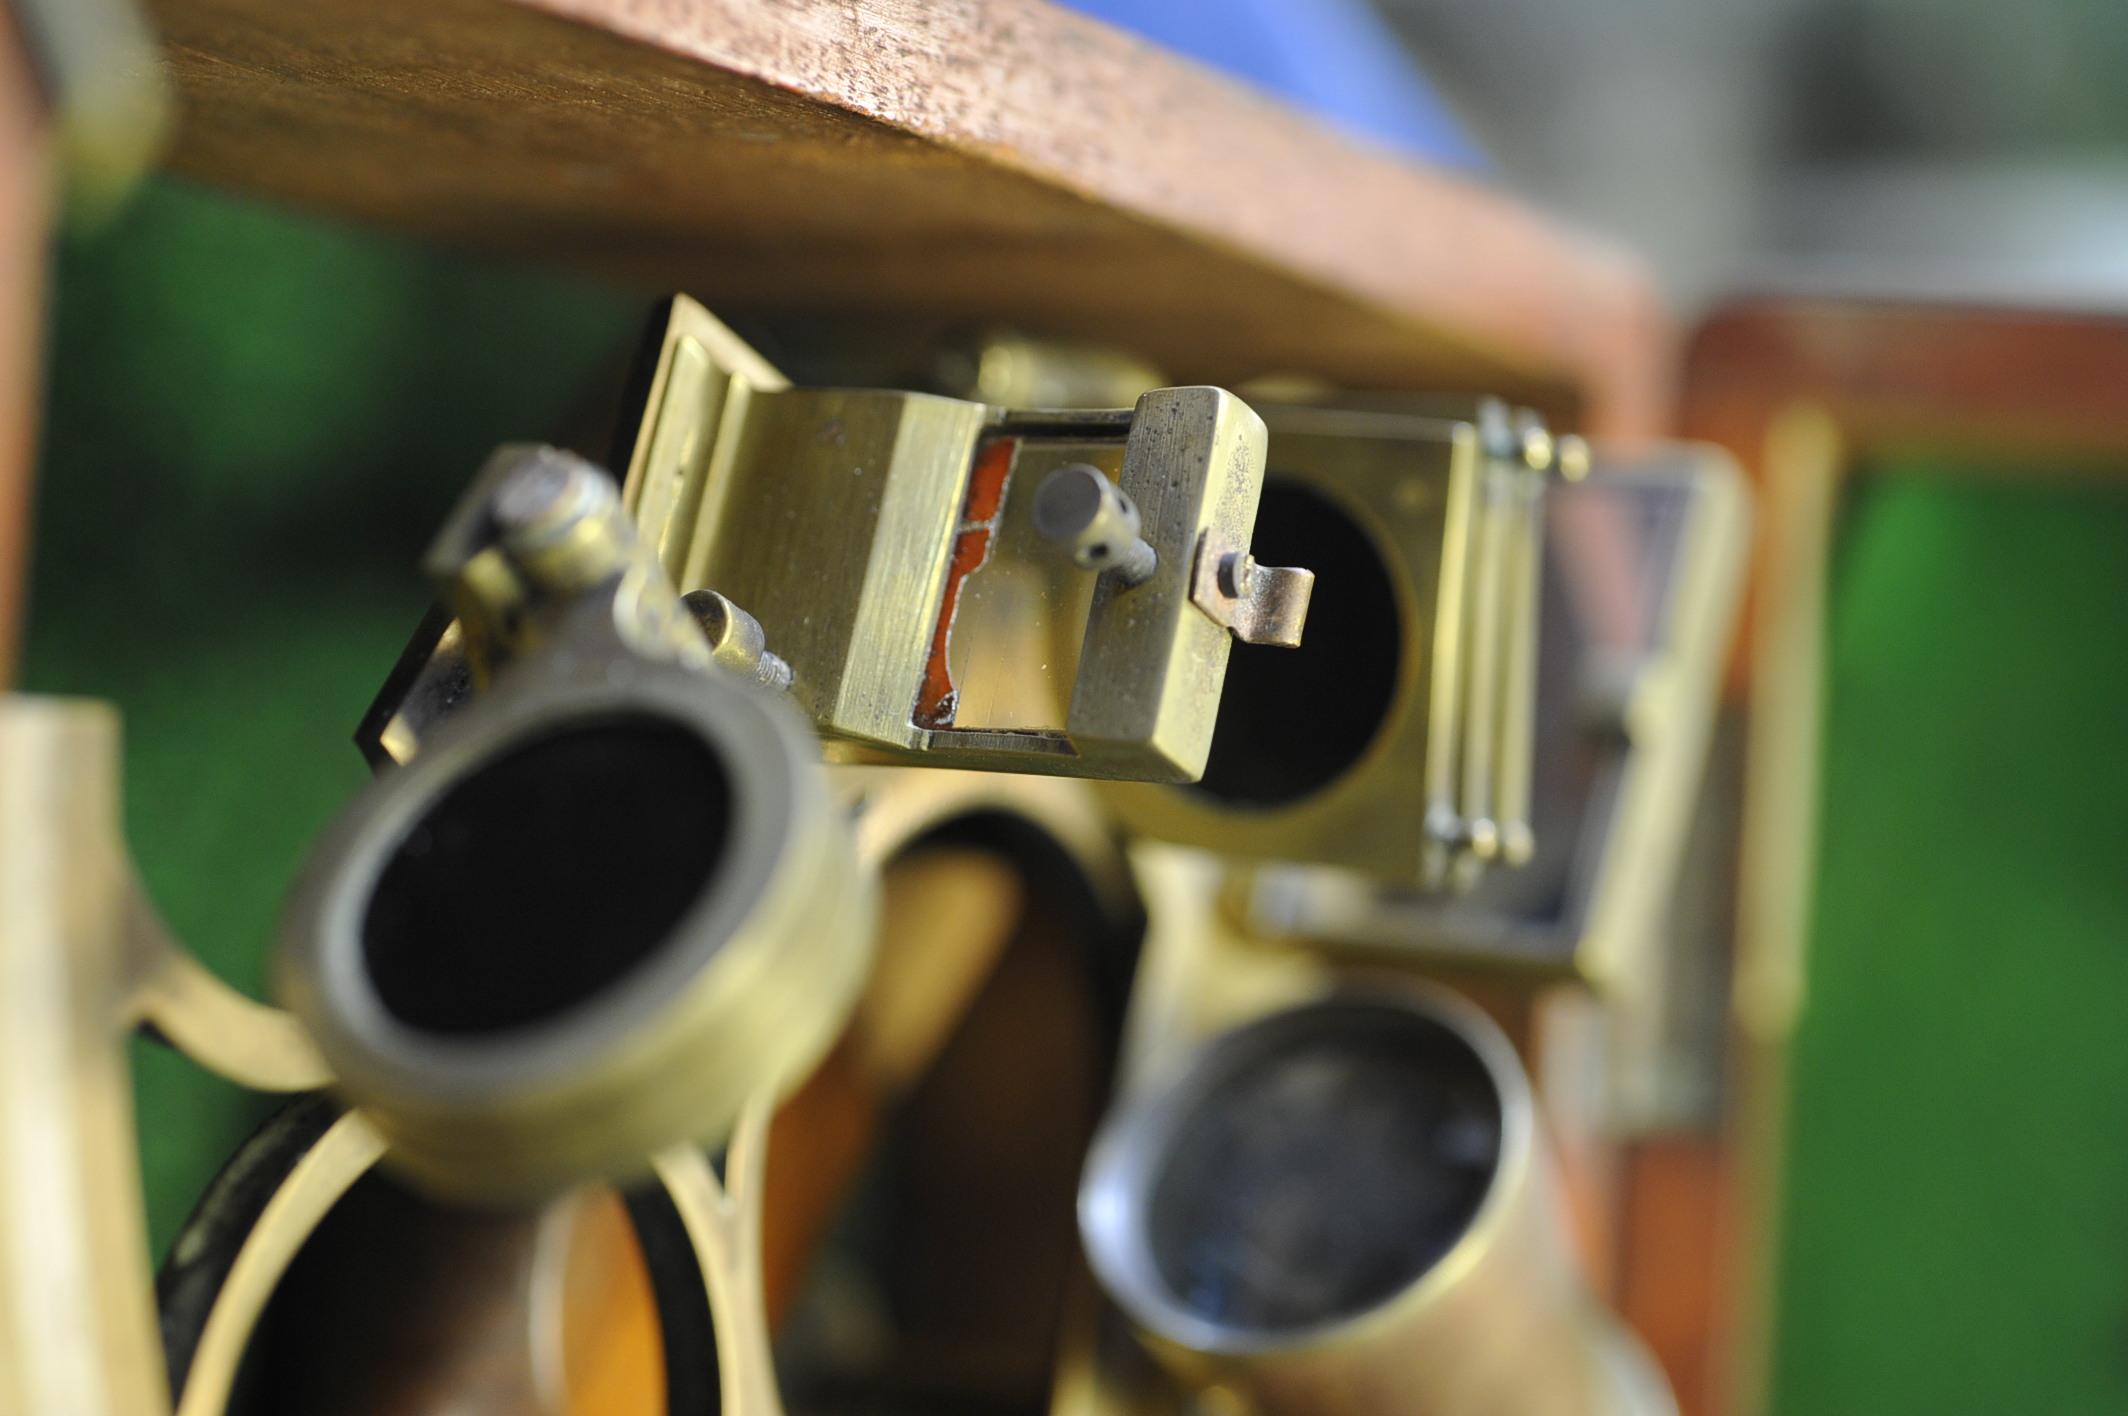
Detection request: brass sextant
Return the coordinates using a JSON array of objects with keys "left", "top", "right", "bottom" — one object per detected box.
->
[
  {"left": 365, "top": 297, "right": 1316, "bottom": 786},
  {"left": 0, "top": 294, "right": 1627, "bottom": 1416}
]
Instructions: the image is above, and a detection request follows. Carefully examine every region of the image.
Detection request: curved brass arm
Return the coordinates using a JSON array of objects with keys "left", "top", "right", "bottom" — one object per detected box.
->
[
  {"left": 1, "top": 695, "right": 339, "bottom": 1416},
  {"left": 168, "top": 1110, "right": 384, "bottom": 1416},
  {"left": 654, "top": 1089, "right": 783, "bottom": 1416},
  {"left": 123, "top": 886, "right": 330, "bottom": 1094}
]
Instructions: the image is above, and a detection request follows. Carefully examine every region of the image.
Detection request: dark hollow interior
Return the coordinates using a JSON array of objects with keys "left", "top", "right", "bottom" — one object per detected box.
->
[
  {"left": 217, "top": 1160, "right": 716, "bottom": 1416},
  {"left": 773, "top": 811, "right": 1138, "bottom": 1416},
  {"left": 361, "top": 713, "right": 732, "bottom": 1036},
  {"left": 1194, "top": 480, "right": 1402, "bottom": 807},
  {"left": 1145, "top": 1004, "right": 1501, "bottom": 1333}
]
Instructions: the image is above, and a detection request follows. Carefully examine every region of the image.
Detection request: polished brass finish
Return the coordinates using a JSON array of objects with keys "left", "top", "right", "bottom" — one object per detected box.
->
[
  {"left": 1058, "top": 386, "right": 1275, "bottom": 779},
  {"left": 375, "top": 300, "right": 1295, "bottom": 782},
  {"left": 1048, "top": 841, "right": 1335, "bottom": 1416},
  {"left": 682, "top": 588, "right": 793, "bottom": 692},
  {"left": 1240, "top": 443, "right": 1751, "bottom": 1053},
  {"left": 1477, "top": 405, "right": 1549, "bottom": 869},
  {"left": 1112, "top": 843, "right": 1331, "bottom": 1084},
  {"left": 695, "top": 387, "right": 1269, "bottom": 781},
  {"left": 605, "top": 295, "right": 1289, "bottom": 782},
  {"left": 654, "top": 1102, "right": 784, "bottom": 1416},
  {"left": 1447, "top": 400, "right": 1542, "bottom": 876},
  {"left": 4, "top": 292, "right": 1696, "bottom": 1416},
  {"left": 278, "top": 433, "right": 1132, "bottom": 1396},
  {"left": 154, "top": 1108, "right": 759, "bottom": 1416},
  {"left": 363, "top": 443, "right": 738, "bottom": 765},
  {"left": 915, "top": 429, "right": 1128, "bottom": 746},
  {"left": 634, "top": 767, "right": 1127, "bottom": 1416},
  {"left": 152, "top": 771, "right": 1114, "bottom": 1416},
  {"left": 281, "top": 642, "right": 870, "bottom": 1203},
  {"left": 282, "top": 449, "right": 874, "bottom": 1203},
  {"left": 125, "top": 890, "right": 331, "bottom": 1094},
  {"left": 1080, "top": 986, "right": 1673, "bottom": 1416},
  {"left": 1103, "top": 400, "right": 1554, "bottom": 888},
  {"left": 931, "top": 328, "right": 1166, "bottom": 411},
  {"left": 687, "top": 382, "right": 991, "bottom": 744},
  {"left": 152, "top": 1102, "right": 673, "bottom": 1416},
  {"left": 1, "top": 695, "right": 334, "bottom": 1416},
  {"left": 620, "top": 295, "right": 792, "bottom": 580},
  {"left": 1054, "top": 842, "right": 1682, "bottom": 1416},
  {"left": 428, "top": 444, "right": 714, "bottom": 685},
  {"left": 0, "top": 697, "right": 166, "bottom": 1416},
  {"left": 167, "top": 847, "right": 1011, "bottom": 1416}
]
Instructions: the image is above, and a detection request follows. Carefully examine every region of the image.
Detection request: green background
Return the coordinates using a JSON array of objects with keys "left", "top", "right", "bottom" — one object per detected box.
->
[
  {"left": 23, "top": 178, "right": 2128, "bottom": 1411},
  {"left": 20, "top": 176, "right": 641, "bottom": 1257},
  {"left": 1770, "top": 468, "right": 2128, "bottom": 1412}
]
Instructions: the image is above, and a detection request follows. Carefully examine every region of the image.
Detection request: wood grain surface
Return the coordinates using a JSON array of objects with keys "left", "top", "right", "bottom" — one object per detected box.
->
[
  {"left": 1687, "top": 297, "right": 2128, "bottom": 472},
  {"left": 0, "top": 24, "right": 47, "bottom": 686},
  {"left": 145, "top": 0, "right": 1667, "bottom": 435}
]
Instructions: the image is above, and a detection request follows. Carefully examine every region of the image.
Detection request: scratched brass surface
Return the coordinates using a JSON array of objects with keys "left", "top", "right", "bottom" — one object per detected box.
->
[
  {"left": 1101, "top": 407, "right": 1487, "bottom": 883},
  {"left": 604, "top": 297, "right": 1283, "bottom": 782}
]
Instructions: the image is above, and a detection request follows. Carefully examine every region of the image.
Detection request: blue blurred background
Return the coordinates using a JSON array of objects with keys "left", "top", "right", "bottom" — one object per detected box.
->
[{"left": 1079, "top": 0, "right": 2128, "bottom": 313}]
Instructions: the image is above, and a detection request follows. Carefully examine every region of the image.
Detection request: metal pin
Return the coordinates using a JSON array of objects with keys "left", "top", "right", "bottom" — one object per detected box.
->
[
  {"left": 485, "top": 448, "right": 639, "bottom": 601},
  {"left": 1556, "top": 434, "right": 1592, "bottom": 482},
  {"left": 492, "top": 449, "right": 614, "bottom": 550},
  {"left": 1032, "top": 463, "right": 1158, "bottom": 586},
  {"left": 1514, "top": 409, "right": 1555, "bottom": 472},
  {"left": 682, "top": 589, "right": 793, "bottom": 692}
]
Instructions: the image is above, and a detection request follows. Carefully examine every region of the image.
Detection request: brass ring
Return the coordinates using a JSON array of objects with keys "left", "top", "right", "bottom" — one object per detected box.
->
[
  {"left": 156, "top": 1095, "right": 726, "bottom": 1416},
  {"left": 278, "top": 647, "right": 873, "bottom": 1205},
  {"left": 1079, "top": 984, "right": 1673, "bottom": 1416}
]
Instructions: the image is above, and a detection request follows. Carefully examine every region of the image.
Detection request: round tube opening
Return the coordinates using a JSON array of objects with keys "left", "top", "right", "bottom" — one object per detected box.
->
[
  {"left": 1132, "top": 1000, "right": 1503, "bottom": 1336},
  {"left": 360, "top": 713, "right": 732, "bottom": 1036},
  {"left": 1194, "top": 481, "right": 1402, "bottom": 807}
]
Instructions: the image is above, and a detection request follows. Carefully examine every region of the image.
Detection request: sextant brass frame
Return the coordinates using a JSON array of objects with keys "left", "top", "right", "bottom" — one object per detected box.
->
[
  {"left": 0, "top": 690, "right": 1138, "bottom": 1416},
  {"left": 615, "top": 296, "right": 1278, "bottom": 783}
]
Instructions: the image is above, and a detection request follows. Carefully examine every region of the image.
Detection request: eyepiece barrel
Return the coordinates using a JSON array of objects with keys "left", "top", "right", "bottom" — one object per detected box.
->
[
  {"left": 1080, "top": 989, "right": 1673, "bottom": 1416},
  {"left": 277, "top": 650, "right": 873, "bottom": 1205}
]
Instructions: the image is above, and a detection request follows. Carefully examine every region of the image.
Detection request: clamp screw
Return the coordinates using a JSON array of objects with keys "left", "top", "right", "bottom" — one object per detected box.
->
[
  {"left": 1032, "top": 463, "right": 1158, "bottom": 586},
  {"left": 492, "top": 449, "right": 614, "bottom": 551},
  {"left": 682, "top": 589, "right": 793, "bottom": 692}
]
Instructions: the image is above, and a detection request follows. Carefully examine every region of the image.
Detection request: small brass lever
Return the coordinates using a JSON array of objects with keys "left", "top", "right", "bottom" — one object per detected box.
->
[{"left": 1188, "top": 530, "right": 1314, "bottom": 647}]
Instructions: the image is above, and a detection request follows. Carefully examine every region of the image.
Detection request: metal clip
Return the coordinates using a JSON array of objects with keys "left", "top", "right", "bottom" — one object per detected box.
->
[{"left": 1189, "top": 530, "right": 1314, "bottom": 647}]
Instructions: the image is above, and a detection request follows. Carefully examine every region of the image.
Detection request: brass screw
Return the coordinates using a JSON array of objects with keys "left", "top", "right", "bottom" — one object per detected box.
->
[
  {"left": 682, "top": 589, "right": 793, "bottom": 692},
  {"left": 492, "top": 449, "right": 612, "bottom": 551},
  {"left": 1515, "top": 410, "right": 1555, "bottom": 471},
  {"left": 1557, "top": 434, "right": 1592, "bottom": 482},
  {"left": 487, "top": 448, "right": 635, "bottom": 598}
]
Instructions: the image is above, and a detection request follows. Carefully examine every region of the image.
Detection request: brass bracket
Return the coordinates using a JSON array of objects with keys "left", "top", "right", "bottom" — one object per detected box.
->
[{"left": 1188, "top": 530, "right": 1314, "bottom": 647}]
